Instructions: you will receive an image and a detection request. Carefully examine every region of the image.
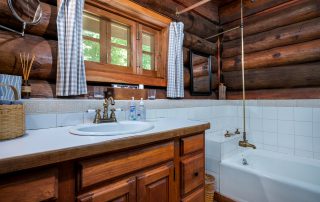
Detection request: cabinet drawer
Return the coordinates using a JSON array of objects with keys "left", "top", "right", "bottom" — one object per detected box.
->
[
  {"left": 181, "top": 187, "right": 204, "bottom": 202},
  {"left": 180, "top": 134, "right": 204, "bottom": 156},
  {"left": 0, "top": 168, "right": 58, "bottom": 202},
  {"left": 77, "top": 177, "right": 136, "bottom": 202},
  {"left": 78, "top": 142, "right": 174, "bottom": 189},
  {"left": 181, "top": 153, "right": 204, "bottom": 195}
]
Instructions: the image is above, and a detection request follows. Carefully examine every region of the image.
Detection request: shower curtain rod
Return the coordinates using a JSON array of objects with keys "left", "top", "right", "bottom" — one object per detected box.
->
[{"left": 175, "top": 0, "right": 211, "bottom": 15}]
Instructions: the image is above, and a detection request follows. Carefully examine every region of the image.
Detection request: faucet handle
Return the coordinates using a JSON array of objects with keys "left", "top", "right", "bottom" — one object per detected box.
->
[
  {"left": 110, "top": 108, "right": 117, "bottom": 121},
  {"left": 94, "top": 109, "right": 101, "bottom": 124},
  {"left": 224, "top": 130, "right": 231, "bottom": 137},
  {"left": 235, "top": 128, "right": 241, "bottom": 134}
]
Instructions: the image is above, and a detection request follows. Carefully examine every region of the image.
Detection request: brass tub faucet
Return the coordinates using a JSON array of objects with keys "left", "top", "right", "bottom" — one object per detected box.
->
[
  {"left": 94, "top": 96, "right": 117, "bottom": 123},
  {"left": 239, "top": 132, "right": 256, "bottom": 149}
]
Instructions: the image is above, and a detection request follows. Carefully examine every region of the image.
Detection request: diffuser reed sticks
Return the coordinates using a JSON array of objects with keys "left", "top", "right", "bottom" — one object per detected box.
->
[
  {"left": 20, "top": 52, "right": 35, "bottom": 99},
  {"left": 20, "top": 52, "right": 35, "bottom": 81}
]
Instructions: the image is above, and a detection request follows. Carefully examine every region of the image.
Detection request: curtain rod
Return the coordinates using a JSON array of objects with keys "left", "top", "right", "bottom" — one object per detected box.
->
[{"left": 175, "top": 0, "right": 211, "bottom": 15}]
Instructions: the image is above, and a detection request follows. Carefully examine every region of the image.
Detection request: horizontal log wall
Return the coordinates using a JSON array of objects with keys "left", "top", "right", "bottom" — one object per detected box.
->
[
  {"left": 0, "top": 0, "right": 219, "bottom": 99},
  {"left": 220, "top": 0, "right": 320, "bottom": 99}
]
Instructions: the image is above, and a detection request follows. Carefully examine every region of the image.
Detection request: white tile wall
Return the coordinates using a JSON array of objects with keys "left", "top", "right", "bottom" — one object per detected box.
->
[
  {"left": 26, "top": 113, "right": 57, "bottom": 130},
  {"left": 23, "top": 99, "right": 320, "bottom": 161}
]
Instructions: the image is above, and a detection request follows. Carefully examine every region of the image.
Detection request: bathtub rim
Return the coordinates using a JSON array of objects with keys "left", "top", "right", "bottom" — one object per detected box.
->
[{"left": 221, "top": 149, "right": 320, "bottom": 195}]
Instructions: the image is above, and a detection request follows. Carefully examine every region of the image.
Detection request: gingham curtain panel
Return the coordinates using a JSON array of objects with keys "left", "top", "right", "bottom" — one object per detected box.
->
[
  {"left": 56, "top": 0, "right": 87, "bottom": 96},
  {"left": 167, "top": 22, "right": 184, "bottom": 98}
]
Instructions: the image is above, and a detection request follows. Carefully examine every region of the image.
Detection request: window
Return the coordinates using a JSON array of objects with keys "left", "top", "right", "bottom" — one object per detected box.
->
[
  {"left": 110, "top": 22, "right": 130, "bottom": 67},
  {"left": 82, "top": 2, "right": 170, "bottom": 87},
  {"left": 142, "top": 33, "right": 154, "bottom": 70},
  {"left": 83, "top": 13, "right": 100, "bottom": 62}
]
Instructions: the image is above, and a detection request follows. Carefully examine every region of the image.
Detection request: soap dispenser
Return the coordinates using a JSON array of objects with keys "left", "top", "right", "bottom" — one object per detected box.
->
[
  {"left": 137, "top": 98, "right": 146, "bottom": 121},
  {"left": 129, "top": 97, "right": 136, "bottom": 120}
]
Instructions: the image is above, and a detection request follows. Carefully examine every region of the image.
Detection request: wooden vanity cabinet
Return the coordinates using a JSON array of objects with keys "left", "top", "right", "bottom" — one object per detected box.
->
[{"left": 0, "top": 133, "right": 206, "bottom": 202}]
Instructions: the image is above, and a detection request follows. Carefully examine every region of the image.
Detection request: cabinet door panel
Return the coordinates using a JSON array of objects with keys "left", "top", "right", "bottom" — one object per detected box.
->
[
  {"left": 181, "top": 187, "right": 204, "bottom": 202},
  {"left": 137, "top": 162, "right": 174, "bottom": 202},
  {"left": 181, "top": 153, "right": 204, "bottom": 195},
  {"left": 0, "top": 168, "right": 58, "bottom": 202},
  {"left": 77, "top": 177, "right": 136, "bottom": 202}
]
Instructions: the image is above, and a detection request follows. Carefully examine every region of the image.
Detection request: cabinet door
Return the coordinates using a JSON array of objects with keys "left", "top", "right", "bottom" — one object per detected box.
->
[
  {"left": 181, "top": 187, "right": 204, "bottom": 202},
  {"left": 137, "top": 162, "right": 175, "bottom": 202},
  {"left": 77, "top": 177, "right": 136, "bottom": 202}
]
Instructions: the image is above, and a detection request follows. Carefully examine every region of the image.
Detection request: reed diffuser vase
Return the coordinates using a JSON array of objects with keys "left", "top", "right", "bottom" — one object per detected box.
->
[{"left": 21, "top": 80, "right": 31, "bottom": 99}]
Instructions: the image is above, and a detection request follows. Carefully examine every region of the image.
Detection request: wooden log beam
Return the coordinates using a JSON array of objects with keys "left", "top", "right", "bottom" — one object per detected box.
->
[
  {"left": 223, "top": 62, "right": 320, "bottom": 90},
  {"left": 0, "top": 30, "right": 57, "bottom": 80},
  {"left": 220, "top": 0, "right": 290, "bottom": 25},
  {"left": 130, "top": 0, "right": 219, "bottom": 39},
  {"left": 227, "top": 87, "right": 320, "bottom": 100},
  {"left": 184, "top": 32, "right": 216, "bottom": 55},
  {"left": 222, "top": 0, "right": 320, "bottom": 41},
  {"left": 0, "top": 0, "right": 57, "bottom": 39},
  {"left": 222, "top": 39, "right": 320, "bottom": 72},
  {"left": 223, "top": 17, "right": 320, "bottom": 58},
  {"left": 173, "top": 0, "right": 219, "bottom": 23}
]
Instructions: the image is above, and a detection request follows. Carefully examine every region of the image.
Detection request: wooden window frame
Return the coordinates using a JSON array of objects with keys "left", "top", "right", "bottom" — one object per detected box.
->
[{"left": 83, "top": 0, "right": 171, "bottom": 87}]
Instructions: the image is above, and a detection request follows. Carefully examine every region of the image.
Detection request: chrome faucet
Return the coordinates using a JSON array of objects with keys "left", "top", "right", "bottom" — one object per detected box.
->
[{"left": 93, "top": 96, "right": 117, "bottom": 123}]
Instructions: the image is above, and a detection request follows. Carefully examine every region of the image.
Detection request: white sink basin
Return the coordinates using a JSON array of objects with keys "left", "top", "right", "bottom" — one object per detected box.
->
[{"left": 69, "top": 121, "right": 154, "bottom": 136}]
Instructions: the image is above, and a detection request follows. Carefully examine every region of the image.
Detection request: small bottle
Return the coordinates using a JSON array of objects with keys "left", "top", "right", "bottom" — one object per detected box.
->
[
  {"left": 137, "top": 98, "right": 146, "bottom": 121},
  {"left": 129, "top": 97, "right": 136, "bottom": 120}
]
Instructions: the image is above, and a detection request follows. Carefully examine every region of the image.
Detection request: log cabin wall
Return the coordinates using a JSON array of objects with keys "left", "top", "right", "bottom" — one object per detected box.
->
[
  {"left": 0, "top": 0, "right": 223, "bottom": 99},
  {"left": 220, "top": 0, "right": 320, "bottom": 99}
]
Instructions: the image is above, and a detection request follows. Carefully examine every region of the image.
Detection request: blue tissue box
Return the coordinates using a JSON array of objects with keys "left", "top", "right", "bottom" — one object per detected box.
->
[{"left": 0, "top": 74, "right": 22, "bottom": 100}]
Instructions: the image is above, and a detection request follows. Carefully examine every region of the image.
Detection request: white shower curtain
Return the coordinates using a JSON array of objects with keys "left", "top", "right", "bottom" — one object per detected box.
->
[
  {"left": 56, "top": 0, "right": 87, "bottom": 96},
  {"left": 167, "top": 22, "right": 184, "bottom": 98}
]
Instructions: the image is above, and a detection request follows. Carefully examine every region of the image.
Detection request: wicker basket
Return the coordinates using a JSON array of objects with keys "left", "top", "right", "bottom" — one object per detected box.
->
[
  {"left": 0, "top": 83, "right": 25, "bottom": 140},
  {"left": 205, "top": 174, "right": 216, "bottom": 202}
]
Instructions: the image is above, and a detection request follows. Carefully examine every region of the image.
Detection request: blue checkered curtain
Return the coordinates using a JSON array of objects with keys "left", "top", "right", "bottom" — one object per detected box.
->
[
  {"left": 56, "top": 0, "right": 87, "bottom": 96},
  {"left": 167, "top": 22, "right": 184, "bottom": 98}
]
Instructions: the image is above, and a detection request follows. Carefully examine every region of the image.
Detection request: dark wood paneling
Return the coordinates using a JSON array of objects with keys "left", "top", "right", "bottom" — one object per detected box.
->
[
  {"left": 0, "top": 30, "right": 57, "bottom": 81},
  {"left": 174, "top": 0, "right": 219, "bottom": 23},
  {"left": 131, "top": 0, "right": 219, "bottom": 39},
  {"left": 222, "top": 39, "right": 320, "bottom": 71},
  {"left": 223, "top": 62, "right": 320, "bottom": 90},
  {"left": 219, "top": 0, "right": 290, "bottom": 25},
  {"left": 223, "top": 17, "right": 320, "bottom": 58},
  {"left": 0, "top": 0, "right": 57, "bottom": 39},
  {"left": 222, "top": 0, "right": 320, "bottom": 41},
  {"left": 184, "top": 32, "right": 216, "bottom": 55},
  {"left": 227, "top": 87, "right": 320, "bottom": 100}
]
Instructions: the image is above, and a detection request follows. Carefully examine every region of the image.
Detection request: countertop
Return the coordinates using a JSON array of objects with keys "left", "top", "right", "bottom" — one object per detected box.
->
[{"left": 0, "top": 118, "right": 210, "bottom": 174}]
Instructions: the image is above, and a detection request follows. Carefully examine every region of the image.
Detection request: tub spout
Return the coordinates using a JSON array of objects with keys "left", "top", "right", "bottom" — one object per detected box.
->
[{"left": 239, "top": 140, "right": 256, "bottom": 149}]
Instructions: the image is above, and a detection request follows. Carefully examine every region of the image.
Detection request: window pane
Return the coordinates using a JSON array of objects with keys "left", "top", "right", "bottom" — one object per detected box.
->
[
  {"left": 142, "top": 54, "right": 152, "bottom": 70},
  {"left": 111, "top": 22, "right": 129, "bottom": 46},
  {"left": 83, "top": 39, "right": 100, "bottom": 62},
  {"left": 83, "top": 13, "right": 100, "bottom": 39},
  {"left": 111, "top": 46, "right": 128, "bottom": 67},
  {"left": 142, "top": 33, "right": 153, "bottom": 52}
]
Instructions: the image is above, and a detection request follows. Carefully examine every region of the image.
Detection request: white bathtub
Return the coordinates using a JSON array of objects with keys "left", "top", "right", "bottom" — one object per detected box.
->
[{"left": 220, "top": 149, "right": 320, "bottom": 202}]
